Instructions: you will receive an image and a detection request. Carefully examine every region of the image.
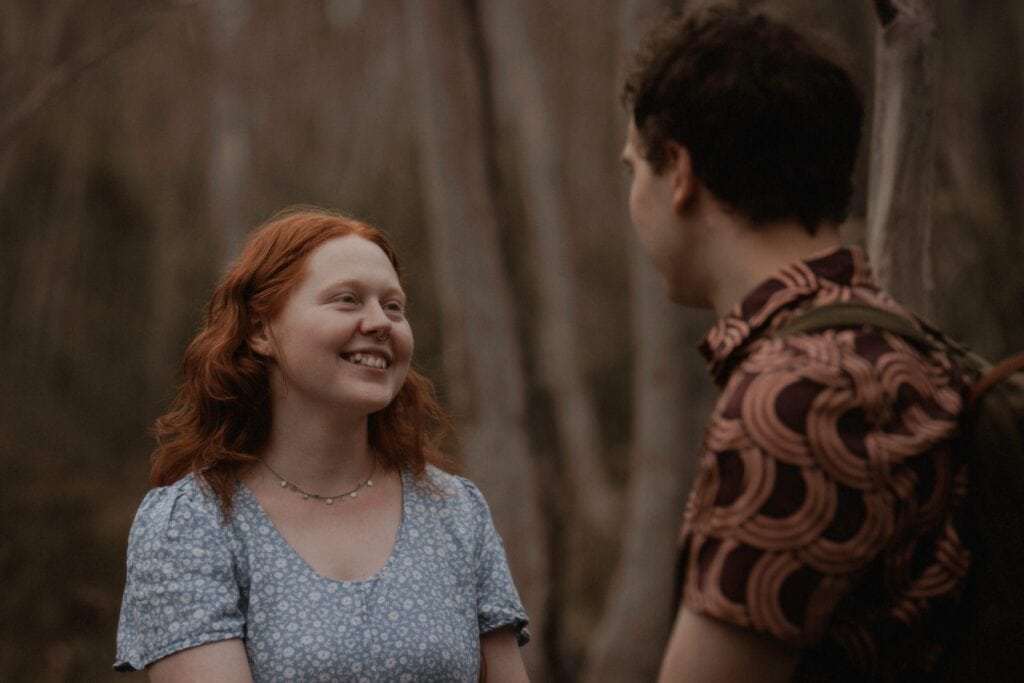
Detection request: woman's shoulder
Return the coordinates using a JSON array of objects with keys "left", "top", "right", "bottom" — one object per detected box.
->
[
  {"left": 126, "top": 473, "right": 229, "bottom": 550},
  {"left": 407, "top": 465, "right": 493, "bottom": 519},
  {"left": 416, "top": 465, "right": 485, "bottom": 500}
]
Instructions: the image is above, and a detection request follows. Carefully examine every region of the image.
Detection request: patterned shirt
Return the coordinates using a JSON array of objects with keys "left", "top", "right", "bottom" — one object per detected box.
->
[
  {"left": 115, "top": 466, "right": 528, "bottom": 681},
  {"left": 679, "top": 247, "right": 972, "bottom": 681}
]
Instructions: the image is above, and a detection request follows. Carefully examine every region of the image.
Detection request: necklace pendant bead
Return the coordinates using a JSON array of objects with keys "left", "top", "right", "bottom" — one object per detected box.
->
[{"left": 262, "top": 458, "right": 376, "bottom": 505}]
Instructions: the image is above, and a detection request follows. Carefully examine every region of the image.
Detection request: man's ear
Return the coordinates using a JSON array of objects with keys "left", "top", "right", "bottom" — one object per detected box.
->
[
  {"left": 249, "top": 317, "right": 274, "bottom": 357},
  {"left": 666, "top": 142, "right": 697, "bottom": 214}
]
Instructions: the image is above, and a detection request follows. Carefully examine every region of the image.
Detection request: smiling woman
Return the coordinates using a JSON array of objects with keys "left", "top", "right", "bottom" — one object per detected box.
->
[
  {"left": 114, "top": 207, "right": 530, "bottom": 681},
  {"left": 248, "top": 234, "right": 415, "bottom": 429}
]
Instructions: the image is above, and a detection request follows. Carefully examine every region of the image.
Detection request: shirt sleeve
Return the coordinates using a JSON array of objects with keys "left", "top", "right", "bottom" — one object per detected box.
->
[
  {"left": 678, "top": 337, "right": 963, "bottom": 647},
  {"left": 114, "top": 479, "right": 245, "bottom": 671},
  {"left": 456, "top": 477, "right": 531, "bottom": 646}
]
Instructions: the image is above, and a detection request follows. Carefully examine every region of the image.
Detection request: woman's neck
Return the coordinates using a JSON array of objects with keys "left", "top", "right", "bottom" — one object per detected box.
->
[{"left": 259, "top": 405, "right": 376, "bottom": 492}]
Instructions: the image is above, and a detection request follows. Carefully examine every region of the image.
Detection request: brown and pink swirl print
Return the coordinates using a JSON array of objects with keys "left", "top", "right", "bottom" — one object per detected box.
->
[{"left": 681, "top": 247, "right": 974, "bottom": 681}]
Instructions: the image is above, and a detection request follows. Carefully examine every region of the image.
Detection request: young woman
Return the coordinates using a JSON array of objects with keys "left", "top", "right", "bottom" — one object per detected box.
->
[{"left": 115, "top": 208, "right": 529, "bottom": 681}]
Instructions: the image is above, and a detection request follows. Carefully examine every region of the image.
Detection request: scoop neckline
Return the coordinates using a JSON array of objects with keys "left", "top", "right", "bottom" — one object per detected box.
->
[{"left": 235, "top": 467, "right": 409, "bottom": 587}]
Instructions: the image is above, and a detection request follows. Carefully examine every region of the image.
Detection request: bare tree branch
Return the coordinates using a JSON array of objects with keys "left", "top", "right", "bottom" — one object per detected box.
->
[{"left": 0, "top": 1, "right": 197, "bottom": 150}]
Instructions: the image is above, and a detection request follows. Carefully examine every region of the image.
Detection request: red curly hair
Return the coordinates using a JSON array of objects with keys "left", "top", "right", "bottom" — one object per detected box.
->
[{"left": 151, "top": 207, "right": 452, "bottom": 514}]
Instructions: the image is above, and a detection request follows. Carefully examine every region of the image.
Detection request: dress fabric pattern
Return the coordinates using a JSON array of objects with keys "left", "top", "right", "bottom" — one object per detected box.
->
[
  {"left": 681, "top": 247, "right": 972, "bottom": 681},
  {"left": 115, "top": 466, "right": 528, "bottom": 682}
]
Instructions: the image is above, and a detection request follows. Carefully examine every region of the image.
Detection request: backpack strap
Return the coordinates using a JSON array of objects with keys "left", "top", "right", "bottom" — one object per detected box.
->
[
  {"left": 775, "top": 301, "right": 934, "bottom": 349},
  {"left": 970, "top": 352, "right": 1024, "bottom": 403},
  {"left": 775, "top": 301, "right": 1012, "bottom": 405}
]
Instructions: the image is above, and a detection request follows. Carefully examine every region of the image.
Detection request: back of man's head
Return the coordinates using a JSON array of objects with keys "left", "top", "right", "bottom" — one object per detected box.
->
[{"left": 623, "top": 3, "right": 863, "bottom": 233}]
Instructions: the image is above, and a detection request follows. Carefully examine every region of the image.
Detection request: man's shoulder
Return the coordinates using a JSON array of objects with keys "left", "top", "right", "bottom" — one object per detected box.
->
[
  {"left": 725, "top": 318, "right": 960, "bottom": 404},
  {"left": 707, "top": 317, "right": 966, "bottom": 475},
  {"left": 740, "top": 292, "right": 947, "bottom": 383}
]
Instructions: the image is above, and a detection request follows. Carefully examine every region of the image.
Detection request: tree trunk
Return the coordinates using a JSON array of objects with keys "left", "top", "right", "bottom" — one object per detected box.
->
[
  {"left": 583, "top": 1, "right": 714, "bottom": 679},
  {"left": 400, "top": 1, "right": 549, "bottom": 677},
  {"left": 209, "top": 0, "right": 250, "bottom": 266},
  {"left": 584, "top": 246, "right": 711, "bottom": 683},
  {"left": 475, "top": 1, "right": 618, "bottom": 536},
  {"left": 930, "top": 0, "right": 1024, "bottom": 359},
  {"left": 866, "top": 0, "right": 939, "bottom": 316}
]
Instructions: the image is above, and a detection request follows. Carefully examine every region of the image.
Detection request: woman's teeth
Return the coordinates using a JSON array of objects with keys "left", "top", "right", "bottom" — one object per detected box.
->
[{"left": 344, "top": 353, "right": 389, "bottom": 369}]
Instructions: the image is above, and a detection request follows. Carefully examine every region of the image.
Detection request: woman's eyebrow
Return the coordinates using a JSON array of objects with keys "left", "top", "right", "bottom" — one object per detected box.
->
[
  {"left": 320, "top": 278, "right": 357, "bottom": 291},
  {"left": 318, "top": 279, "right": 406, "bottom": 299},
  {"left": 316, "top": 279, "right": 357, "bottom": 298}
]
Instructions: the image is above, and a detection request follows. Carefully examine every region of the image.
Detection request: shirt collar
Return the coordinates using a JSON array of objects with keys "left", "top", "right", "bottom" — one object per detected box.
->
[{"left": 699, "top": 246, "right": 876, "bottom": 383}]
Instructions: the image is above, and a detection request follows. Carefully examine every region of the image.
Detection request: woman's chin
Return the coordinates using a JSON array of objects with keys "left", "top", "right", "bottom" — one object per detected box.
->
[{"left": 338, "top": 390, "right": 399, "bottom": 417}]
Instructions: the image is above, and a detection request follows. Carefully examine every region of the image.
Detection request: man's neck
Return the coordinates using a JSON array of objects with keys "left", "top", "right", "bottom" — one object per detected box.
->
[{"left": 705, "top": 214, "right": 841, "bottom": 318}]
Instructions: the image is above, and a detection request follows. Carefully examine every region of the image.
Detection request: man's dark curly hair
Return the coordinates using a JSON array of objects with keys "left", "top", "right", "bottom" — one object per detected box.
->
[{"left": 623, "top": 3, "right": 863, "bottom": 233}]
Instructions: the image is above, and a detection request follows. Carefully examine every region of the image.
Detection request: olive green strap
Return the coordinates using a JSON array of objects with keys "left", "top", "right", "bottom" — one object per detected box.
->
[{"left": 775, "top": 302, "right": 934, "bottom": 349}]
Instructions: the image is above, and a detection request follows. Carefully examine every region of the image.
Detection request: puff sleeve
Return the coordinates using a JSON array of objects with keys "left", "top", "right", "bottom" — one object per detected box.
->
[
  {"left": 114, "top": 477, "right": 245, "bottom": 671},
  {"left": 457, "top": 477, "right": 531, "bottom": 646}
]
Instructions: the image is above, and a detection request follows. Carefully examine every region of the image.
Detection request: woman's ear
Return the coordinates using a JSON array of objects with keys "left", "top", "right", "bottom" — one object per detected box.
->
[{"left": 249, "top": 317, "right": 274, "bottom": 357}]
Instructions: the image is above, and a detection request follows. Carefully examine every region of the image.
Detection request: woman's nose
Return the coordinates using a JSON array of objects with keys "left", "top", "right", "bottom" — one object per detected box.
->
[{"left": 360, "top": 300, "right": 392, "bottom": 336}]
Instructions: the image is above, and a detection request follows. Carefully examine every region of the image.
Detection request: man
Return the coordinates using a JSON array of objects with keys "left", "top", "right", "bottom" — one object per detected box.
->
[{"left": 620, "top": 4, "right": 972, "bottom": 681}]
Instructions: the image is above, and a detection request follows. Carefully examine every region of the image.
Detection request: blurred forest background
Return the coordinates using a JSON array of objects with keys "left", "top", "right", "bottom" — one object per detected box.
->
[{"left": 1, "top": 0, "right": 1022, "bottom": 680}]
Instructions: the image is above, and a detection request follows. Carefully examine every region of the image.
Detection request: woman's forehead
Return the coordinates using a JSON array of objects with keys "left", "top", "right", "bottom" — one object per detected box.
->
[{"left": 301, "top": 235, "right": 401, "bottom": 287}]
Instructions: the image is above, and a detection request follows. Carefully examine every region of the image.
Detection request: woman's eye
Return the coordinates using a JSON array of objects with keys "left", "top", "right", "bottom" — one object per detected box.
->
[
  {"left": 333, "top": 293, "right": 358, "bottom": 305},
  {"left": 385, "top": 301, "right": 405, "bottom": 314}
]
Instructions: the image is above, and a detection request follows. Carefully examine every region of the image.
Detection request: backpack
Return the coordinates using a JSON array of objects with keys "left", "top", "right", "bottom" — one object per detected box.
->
[{"left": 776, "top": 301, "right": 1024, "bottom": 681}]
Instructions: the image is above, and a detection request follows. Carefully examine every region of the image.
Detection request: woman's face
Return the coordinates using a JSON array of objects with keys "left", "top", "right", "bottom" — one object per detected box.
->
[{"left": 253, "top": 234, "right": 413, "bottom": 419}]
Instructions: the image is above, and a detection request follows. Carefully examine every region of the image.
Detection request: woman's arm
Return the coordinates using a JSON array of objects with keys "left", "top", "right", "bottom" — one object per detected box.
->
[
  {"left": 480, "top": 626, "right": 528, "bottom": 682},
  {"left": 149, "top": 638, "right": 254, "bottom": 683}
]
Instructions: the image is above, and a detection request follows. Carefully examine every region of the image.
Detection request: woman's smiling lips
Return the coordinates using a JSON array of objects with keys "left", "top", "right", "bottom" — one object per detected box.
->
[{"left": 340, "top": 350, "right": 392, "bottom": 369}]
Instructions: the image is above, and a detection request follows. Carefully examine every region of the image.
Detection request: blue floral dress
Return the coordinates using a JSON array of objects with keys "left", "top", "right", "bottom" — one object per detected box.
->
[{"left": 115, "top": 466, "right": 529, "bottom": 681}]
